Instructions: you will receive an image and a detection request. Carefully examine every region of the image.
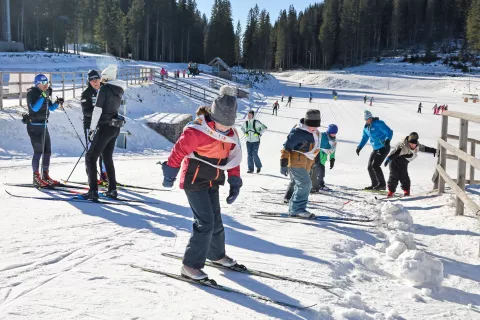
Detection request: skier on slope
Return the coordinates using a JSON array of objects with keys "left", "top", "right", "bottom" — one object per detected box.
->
[
  {"left": 280, "top": 110, "right": 321, "bottom": 217},
  {"left": 364, "top": 95, "right": 367, "bottom": 104},
  {"left": 309, "top": 92, "right": 313, "bottom": 103},
  {"left": 82, "top": 64, "right": 126, "bottom": 201},
  {"left": 417, "top": 102, "right": 422, "bottom": 113},
  {"left": 161, "top": 85, "right": 243, "bottom": 280},
  {"left": 286, "top": 95, "right": 293, "bottom": 107},
  {"left": 433, "top": 104, "right": 438, "bottom": 115},
  {"left": 384, "top": 132, "right": 437, "bottom": 197},
  {"left": 81, "top": 69, "right": 108, "bottom": 183},
  {"left": 25, "top": 74, "right": 64, "bottom": 187},
  {"left": 241, "top": 110, "right": 267, "bottom": 173},
  {"left": 311, "top": 124, "right": 338, "bottom": 192},
  {"left": 281, "top": 93, "right": 284, "bottom": 102},
  {"left": 356, "top": 110, "right": 393, "bottom": 191},
  {"left": 272, "top": 101, "right": 279, "bottom": 116}
]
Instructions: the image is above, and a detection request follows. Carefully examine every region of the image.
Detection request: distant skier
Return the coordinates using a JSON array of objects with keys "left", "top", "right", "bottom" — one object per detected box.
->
[
  {"left": 445, "top": 105, "right": 449, "bottom": 111},
  {"left": 280, "top": 110, "right": 321, "bottom": 217},
  {"left": 364, "top": 95, "right": 367, "bottom": 104},
  {"left": 272, "top": 101, "right": 279, "bottom": 116},
  {"left": 384, "top": 132, "right": 437, "bottom": 197},
  {"left": 183, "top": 69, "right": 186, "bottom": 78},
  {"left": 281, "top": 93, "right": 284, "bottom": 102},
  {"left": 356, "top": 110, "right": 393, "bottom": 191},
  {"left": 160, "top": 68, "right": 167, "bottom": 81},
  {"left": 370, "top": 96, "right": 374, "bottom": 106},
  {"left": 332, "top": 90, "right": 338, "bottom": 101},
  {"left": 242, "top": 110, "right": 267, "bottom": 173},
  {"left": 440, "top": 104, "right": 445, "bottom": 113},
  {"left": 286, "top": 95, "right": 293, "bottom": 107},
  {"left": 83, "top": 64, "right": 126, "bottom": 201},
  {"left": 433, "top": 104, "right": 438, "bottom": 115},
  {"left": 309, "top": 92, "right": 313, "bottom": 103},
  {"left": 417, "top": 102, "right": 422, "bottom": 113},
  {"left": 310, "top": 124, "right": 338, "bottom": 192},
  {"left": 26, "top": 74, "right": 63, "bottom": 187},
  {"left": 161, "top": 85, "right": 243, "bottom": 281}
]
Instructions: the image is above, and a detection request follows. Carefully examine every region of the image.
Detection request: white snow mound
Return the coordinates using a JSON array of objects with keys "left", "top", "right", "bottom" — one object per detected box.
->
[
  {"left": 386, "top": 241, "right": 408, "bottom": 259},
  {"left": 388, "top": 232, "right": 416, "bottom": 250},
  {"left": 379, "top": 202, "right": 413, "bottom": 231},
  {"left": 397, "top": 250, "right": 444, "bottom": 286}
]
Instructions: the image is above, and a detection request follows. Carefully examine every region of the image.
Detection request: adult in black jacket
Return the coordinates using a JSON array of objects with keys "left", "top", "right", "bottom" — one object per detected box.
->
[
  {"left": 26, "top": 74, "right": 64, "bottom": 187},
  {"left": 82, "top": 65, "right": 126, "bottom": 201},
  {"left": 81, "top": 69, "right": 106, "bottom": 182}
]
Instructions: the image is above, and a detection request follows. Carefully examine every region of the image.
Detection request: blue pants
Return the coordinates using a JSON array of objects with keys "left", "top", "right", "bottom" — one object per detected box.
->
[
  {"left": 288, "top": 167, "right": 312, "bottom": 214},
  {"left": 246, "top": 141, "right": 262, "bottom": 171},
  {"left": 183, "top": 187, "right": 226, "bottom": 269}
]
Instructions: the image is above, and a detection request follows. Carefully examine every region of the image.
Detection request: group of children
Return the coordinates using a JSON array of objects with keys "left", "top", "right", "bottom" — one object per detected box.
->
[{"left": 432, "top": 103, "right": 448, "bottom": 115}]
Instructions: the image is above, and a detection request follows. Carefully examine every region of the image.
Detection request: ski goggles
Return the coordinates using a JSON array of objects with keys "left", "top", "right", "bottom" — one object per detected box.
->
[{"left": 38, "top": 80, "right": 49, "bottom": 85}]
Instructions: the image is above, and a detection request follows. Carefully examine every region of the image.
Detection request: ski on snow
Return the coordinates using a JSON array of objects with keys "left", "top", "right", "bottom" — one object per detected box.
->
[
  {"left": 62, "top": 180, "right": 170, "bottom": 192},
  {"left": 252, "top": 214, "right": 374, "bottom": 227},
  {"left": 161, "top": 253, "right": 336, "bottom": 292},
  {"left": 254, "top": 211, "right": 375, "bottom": 223},
  {"left": 4, "top": 182, "right": 89, "bottom": 191},
  {"left": 130, "top": 264, "right": 317, "bottom": 310},
  {"left": 5, "top": 190, "right": 138, "bottom": 206}
]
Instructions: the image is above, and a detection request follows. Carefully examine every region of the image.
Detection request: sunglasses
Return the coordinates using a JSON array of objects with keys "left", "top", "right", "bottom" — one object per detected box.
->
[{"left": 39, "top": 80, "right": 49, "bottom": 85}]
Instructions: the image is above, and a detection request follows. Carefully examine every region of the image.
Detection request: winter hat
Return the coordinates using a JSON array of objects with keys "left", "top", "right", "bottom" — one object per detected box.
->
[
  {"left": 101, "top": 64, "right": 118, "bottom": 81},
  {"left": 87, "top": 69, "right": 101, "bottom": 81},
  {"left": 326, "top": 124, "right": 338, "bottom": 134},
  {"left": 34, "top": 74, "right": 48, "bottom": 86},
  {"left": 304, "top": 109, "right": 321, "bottom": 128},
  {"left": 364, "top": 110, "right": 373, "bottom": 120},
  {"left": 210, "top": 85, "right": 238, "bottom": 126},
  {"left": 407, "top": 132, "right": 419, "bottom": 144}
]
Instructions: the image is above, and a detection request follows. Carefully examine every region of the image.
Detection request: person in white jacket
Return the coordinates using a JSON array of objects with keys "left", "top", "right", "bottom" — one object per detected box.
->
[{"left": 241, "top": 111, "right": 267, "bottom": 173}]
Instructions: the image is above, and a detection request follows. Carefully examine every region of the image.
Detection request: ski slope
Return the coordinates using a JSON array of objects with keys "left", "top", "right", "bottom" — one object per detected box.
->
[{"left": 1, "top": 54, "right": 480, "bottom": 319}]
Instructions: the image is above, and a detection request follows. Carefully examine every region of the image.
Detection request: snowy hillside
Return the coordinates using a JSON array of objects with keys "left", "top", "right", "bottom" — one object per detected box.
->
[{"left": 1, "top": 53, "right": 479, "bottom": 320}]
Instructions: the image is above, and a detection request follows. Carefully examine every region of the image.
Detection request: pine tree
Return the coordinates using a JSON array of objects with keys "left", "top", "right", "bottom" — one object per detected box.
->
[
  {"left": 319, "top": 0, "right": 341, "bottom": 68},
  {"left": 127, "top": 0, "right": 145, "bottom": 59},
  {"left": 234, "top": 21, "right": 242, "bottom": 65},
  {"left": 467, "top": 0, "right": 480, "bottom": 50}
]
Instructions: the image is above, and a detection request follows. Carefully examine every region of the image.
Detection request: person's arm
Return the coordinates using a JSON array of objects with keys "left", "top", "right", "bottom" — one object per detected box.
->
[
  {"left": 81, "top": 91, "right": 93, "bottom": 117},
  {"left": 28, "top": 89, "right": 46, "bottom": 112},
  {"left": 387, "top": 142, "right": 403, "bottom": 159},
  {"left": 89, "top": 87, "right": 106, "bottom": 131},
  {"left": 358, "top": 128, "right": 369, "bottom": 149},
  {"left": 166, "top": 128, "right": 201, "bottom": 168},
  {"left": 419, "top": 144, "right": 437, "bottom": 155},
  {"left": 258, "top": 121, "right": 267, "bottom": 135},
  {"left": 380, "top": 121, "right": 393, "bottom": 141}
]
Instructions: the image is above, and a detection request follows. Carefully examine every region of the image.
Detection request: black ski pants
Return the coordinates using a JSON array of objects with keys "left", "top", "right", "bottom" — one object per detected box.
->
[
  {"left": 388, "top": 158, "right": 410, "bottom": 192},
  {"left": 27, "top": 123, "right": 51, "bottom": 173},
  {"left": 183, "top": 186, "right": 226, "bottom": 269},
  {"left": 310, "top": 163, "right": 326, "bottom": 190},
  {"left": 367, "top": 147, "right": 389, "bottom": 187},
  {"left": 85, "top": 126, "right": 120, "bottom": 191},
  {"left": 84, "top": 128, "right": 105, "bottom": 176},
  {"left": 273, "top": 107, "right": 278, "bottom": 116}
]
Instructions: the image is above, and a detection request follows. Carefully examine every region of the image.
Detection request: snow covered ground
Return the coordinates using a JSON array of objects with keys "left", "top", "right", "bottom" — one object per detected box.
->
[{"left": 1, "top": 53, "right": 480, "bottom": 320}]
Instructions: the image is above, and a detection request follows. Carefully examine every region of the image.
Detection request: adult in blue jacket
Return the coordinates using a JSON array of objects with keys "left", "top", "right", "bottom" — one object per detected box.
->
[{"left": 356, "top": 110, "right": 393, "bottom": 190}]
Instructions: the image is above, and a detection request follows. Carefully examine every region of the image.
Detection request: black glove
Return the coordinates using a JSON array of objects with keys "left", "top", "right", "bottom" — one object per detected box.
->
[
  {"left": 55, "top": 97, "right": 65, "bottom": 105},
  {"left": 47, "top": 86, "right": 53, "bottom": 97},
  {"left": 384, "top": 158, "right": 391, "bottom": 167},
  {"left": 384, "top": 139, "right": 391, "bottom": 150},
  {"left": 226, "top": 176, "right": 242, "bottom": 204},
  {"left": 161, "top": 161, "right": 180, "bottom": 188},
  {"left": 330, "top": 158, "right": 335, "bottom": 169},
  {"left": 356, "top": 147, "right": 361, "bottom": 156},
  {"left": 88, "top": 129, "right": 96, "bottom": 142},
  {"left": 280, "top": 158, "right": 289, "bottom": 176}
]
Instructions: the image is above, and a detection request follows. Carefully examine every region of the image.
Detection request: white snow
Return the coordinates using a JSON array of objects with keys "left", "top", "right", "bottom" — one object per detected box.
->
[{"left": 1, "top": 52, "right": 480, "bottom": 319}]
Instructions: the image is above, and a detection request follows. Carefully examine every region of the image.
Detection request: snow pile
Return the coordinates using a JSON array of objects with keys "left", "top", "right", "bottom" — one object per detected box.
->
[
  {"left": 350, "top": 255, "right": 381, "bottom": 273},
  {"left": 385, "top": 231, "right": 417, "bottom": 259},
  {"left": 397, "top": 250, "right": 444, "bottom": 286},
  {"left": 338, "top": 292, "right": 372, "bottom": 312},
  {"left": 379, "top": 202, "right": 413, "bottom": 231}
]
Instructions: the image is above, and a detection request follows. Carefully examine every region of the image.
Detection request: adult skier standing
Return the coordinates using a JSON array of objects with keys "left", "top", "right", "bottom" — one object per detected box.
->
[
  {"left": 356, "top": 110, "right": 393, "bottom": 190},
  {"left": 417, "top": 102, "right": 422, "bottom": 113},
  {"left": 161, "top": 85, "right": 243, "bottom": 280},
  {"left": 272, "top": 101, "right": 279, "bottom": 116},
  {"left": 241, "top": 111, "right": 267, "bottom": 173},
  {"left": 384, "top": 132, "right": 437, "bottom": 197},
  {"left": 26, "top": 74, "right": 63, "bottom": 187},
  {"left": 280, "top": 110, "right": 321, "bottom": 217},
  {"left": 82, "top": 64, "right": 126, "bottom": 201},
  {"left": 81, "top": 69, "right": 107, "bottom": 183},
  {"left": 286, "top": 95, "right": 293, "bottom": 107}
]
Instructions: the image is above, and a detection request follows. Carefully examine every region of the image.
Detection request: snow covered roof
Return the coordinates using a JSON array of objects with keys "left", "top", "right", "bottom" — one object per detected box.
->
[{"left": 208, "top": 57, "right": 231, "bottom": 72}]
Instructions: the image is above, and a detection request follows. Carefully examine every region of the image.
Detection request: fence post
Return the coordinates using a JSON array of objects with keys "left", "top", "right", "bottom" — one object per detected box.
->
[
  {"left": 19, "top": 73, "right": 23, "bottom": 106},
  {"left": 72, "top": 72, "right": 76, "bottom": 98},
  {"left": 456, "top": 119, "right": 469, "bottom": 216},
  {"left": 438, "top": 114, "right": 448, "bottom": 193},
  {"left": 470, "top": 141, "right": 476, "bottom": 184},
  {"left": 0, "top": 72, "right": 3, "bottom": 110},
  {"left": 62, "top": 73, "right": 65, "bottom": 100}
]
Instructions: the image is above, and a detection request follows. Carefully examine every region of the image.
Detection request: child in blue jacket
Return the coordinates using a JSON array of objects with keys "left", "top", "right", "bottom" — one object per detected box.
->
[
  {"left": 311, "top": 124, "right": 338, "bottom": 192},
  {"left": 356, "top": 110, "right": 393, "bottom": 190}
]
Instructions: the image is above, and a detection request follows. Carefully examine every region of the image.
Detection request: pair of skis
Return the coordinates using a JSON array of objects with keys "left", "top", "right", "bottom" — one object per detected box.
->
[
  {"left": 132, "top": 253, "right": 338, "bottom": 310},
  {"left": 253, "top": 211, "right": 375, "bottom": 225}
]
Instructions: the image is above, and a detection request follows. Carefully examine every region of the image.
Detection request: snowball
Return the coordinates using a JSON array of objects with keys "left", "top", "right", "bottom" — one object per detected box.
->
[
  {"left": 388, "top": 232, "right": 416, "bottom": 250},
  {"left": 386, "top": 241, "right": 407, "bottom": 259},
  {"left": 397, "top": 250, "right": 444, "bottom": 286},
  {"left": 379, "top": 202, "right": 413, "bottom": 231}
]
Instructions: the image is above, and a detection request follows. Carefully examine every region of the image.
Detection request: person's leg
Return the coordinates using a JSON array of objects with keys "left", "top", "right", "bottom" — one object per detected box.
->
[
  {"left": 399, "top": 162, "right": 411, "bottom": 193},
  {"left": 41, "top": 127, "right": 52, "bottom": 173},
  {"left": 310, "top": 164, "right": 320, "bottom": 191},
  {"left": 183, "top": 188, "right": 216, "bottom": 269},
  {"left": 252, "top": 141, "right": 262, "bottom": 170},
  {"left": 372, "top": 148, "right": 389, "bottom": 187},
  {"left": 284, "top": 178, "right": 295, "bottom": 201},
  {"left": 289, "top": 167, "right": 312, "bottom": 214},
  {"left": 387, "top": 161, "right": 400, "bottom": 193},
  {"left": 319, "top": 163, "right": 326, "bottom": 187},
  {"left": 246, "top": 142, "right": 254, "bottom": 172},
  {"left": 101, "top": 127, "right": 120, "bottom": 191},
  {"left": 367, "top": 150, "right": 378, "bottom": 187},
  {"left": 27, "top": 124, "right": 43, "bottom": 173},
  {"left": 205, "top": 187, "right": 226, "bottom": 261},
  {"left": 85, "top": 127, "right": 115, "bottom": 191}
]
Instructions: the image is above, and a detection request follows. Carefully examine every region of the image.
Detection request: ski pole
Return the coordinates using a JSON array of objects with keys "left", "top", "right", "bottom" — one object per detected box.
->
[
  {"left": 65, "top": 149, "right": 86, "bottom": 183},
  {"left": 61, "top": 100, "right": 87, "bottom": 151}
]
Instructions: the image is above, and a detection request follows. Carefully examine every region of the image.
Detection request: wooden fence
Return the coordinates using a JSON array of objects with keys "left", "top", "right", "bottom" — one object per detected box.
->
[
  {"left": 434, "top": 110, "right": 480, "bottom": 256},
  {"left": 0, "top": 67, "right": 153, "bottom": 109}
]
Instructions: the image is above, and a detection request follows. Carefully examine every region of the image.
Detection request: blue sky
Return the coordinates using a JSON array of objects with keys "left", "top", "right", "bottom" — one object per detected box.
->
[{"left": 196, "top": 0, "right": 316, "bottom": 30}]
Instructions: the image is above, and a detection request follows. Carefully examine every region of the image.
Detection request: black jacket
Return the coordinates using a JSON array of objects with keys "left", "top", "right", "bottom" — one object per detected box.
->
[
  {"left": 81, "top": 84, "right": 99, "bottom": 129},
  {"left": 95, "top": 81, "right": 125, "bottom": 127},
  {"left": 26, "top": 86, "right": 54, "bottom": 123}
]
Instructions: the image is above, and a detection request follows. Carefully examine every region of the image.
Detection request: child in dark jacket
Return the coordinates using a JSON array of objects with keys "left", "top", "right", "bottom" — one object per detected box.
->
[
  {"left": 384, "top": 132, "right": 437, "bottom": 197},
  {"left": 161, "top": 85, "right": 243, "bottom": 281}
]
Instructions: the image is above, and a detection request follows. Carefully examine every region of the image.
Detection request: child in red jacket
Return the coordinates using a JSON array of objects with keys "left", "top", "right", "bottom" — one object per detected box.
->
[{"left": 161, "top": 85, "right": 243, "bottom": 280}]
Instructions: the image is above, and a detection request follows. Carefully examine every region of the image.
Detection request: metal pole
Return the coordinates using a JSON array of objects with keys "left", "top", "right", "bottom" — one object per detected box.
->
[
  {"left": 0, "top": 72, "right": 3, "bottom": 110},
  {"left": 19, "top": 73, "right": 23, "bottom": 106},
  {"left": 82, "top": 72, "right": 84, "bottom": 91},
  {"left": 470, "top": 141, "right": 476, "bottom": 184},
  {"left": 456, "top": 119, "right": 468, "bottom": 216},
  {"left": 72, "top": 72, "right": 76, "bottom": 98},
  {"left": 62, "top": 73, "right": 65, "bottom": 100},
  {"left": 5, "top": 0, "right": 11, "bottom": 42},
  {"left": 438, "top": 114, "right": 448, "bottom": 193}
]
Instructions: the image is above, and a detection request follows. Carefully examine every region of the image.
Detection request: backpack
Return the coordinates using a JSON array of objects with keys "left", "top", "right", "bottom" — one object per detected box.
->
[{"left": 245, "top": 119, "right": 260, "bottom": 136}]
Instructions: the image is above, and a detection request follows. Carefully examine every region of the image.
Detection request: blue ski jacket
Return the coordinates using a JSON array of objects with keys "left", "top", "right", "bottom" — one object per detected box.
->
[{"left": 358, "top": 117, "right": 393, "bottom": 151}]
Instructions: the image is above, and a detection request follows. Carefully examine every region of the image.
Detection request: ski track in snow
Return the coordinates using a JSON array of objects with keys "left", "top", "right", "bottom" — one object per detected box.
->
[{"left": 0, "top": 52, "right": 480, "bottom": 319}]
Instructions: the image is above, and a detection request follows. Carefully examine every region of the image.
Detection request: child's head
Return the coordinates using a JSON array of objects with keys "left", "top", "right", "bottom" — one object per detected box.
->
[
  {"left": 304, "top": 109, "right": 321, "bottom": 132},
  {"left": 407, "top": 132, "right": 419, "bottom": 149},
  {"left": 248, "top": 110, "right": 254, "bottom": 120},
  {"left": 210, "top": 85, "right": 238, "bottom": 129},
  {"left": 326, "top": 124, "right": 338, "bottom": 137}
]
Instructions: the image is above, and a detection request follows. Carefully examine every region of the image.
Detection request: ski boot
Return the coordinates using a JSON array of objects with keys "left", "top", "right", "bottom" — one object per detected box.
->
[
  {"left": 247, "top": 169, "right": 254, "bottom": 174},
  {"left": 290, "top": 211, "right": 315, "bottom": 218},
  {"left": 403, "top": 189, "right": 410, "bottom": 197},
  {"left": 213, "top": 255, "right": 247, "bottom": 271},
  {"left": 387, "top": 190, "right": 395, "bottom": 198},
  {"left": 80, "top": 190, "right": 99, "bottom": 202},
  {"left": 33, "top": 172, "right": 50, "bottom": 188},
  {"left": 257, "top": 168, "right": 261, "bottom": 173},
  {"left": 103, "top": 190, "right": 118, "bottom": 199},
  {"left": 42, "top": 170, "right": 60, "bottom": 186},
  {"left": 310, "top": 188, "right": 319, "bottom": 194},
  {"left": 100, "top": 172, "right": 109, "bottom": 183},
  {"left": 364, "top": 186, "right": 374, "bottom": 190},
  {"left": 373, "top": 185, "right": 386, "bottom": 191},
  {"left": 181, "top": 265, "right": 208, "bottom": 281},
  {"left": 283, "top": 198, "right": 290, "bottom": 204}
]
